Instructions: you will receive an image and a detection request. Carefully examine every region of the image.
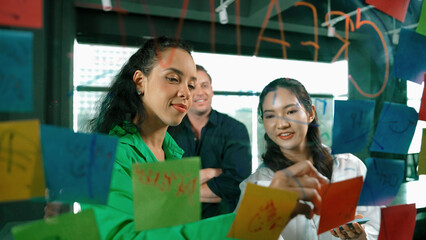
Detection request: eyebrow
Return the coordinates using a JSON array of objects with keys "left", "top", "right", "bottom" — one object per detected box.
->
[
  {"left": 263, "top": 103, "right": 298, "bottom": 113},
  {"left": 165, "top": 67, "right": 197, "bottom": 81}
]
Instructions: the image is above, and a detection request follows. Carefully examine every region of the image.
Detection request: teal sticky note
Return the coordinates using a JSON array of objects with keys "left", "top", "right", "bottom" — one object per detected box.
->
[
  {"left": 0, "top": 29, "right": 33, "bottom": 112},
  {"left": 358, "top": 158, "right": 405, "bottom": 206},
  {"left": 332, "top": 100, "right": 375, "bottom": 154},
  {"left": 12, "top": 209, "right": 100, "bottom": 240},
  {"left": 41, "top": 124, "right": 118, "bottom": 204},
  {"left": 370, "top": 102, "right": 417, "bottom": 154}
]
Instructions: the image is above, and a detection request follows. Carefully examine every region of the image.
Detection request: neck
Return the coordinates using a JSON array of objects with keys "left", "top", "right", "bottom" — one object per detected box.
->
[
  {"left": 281, "top": 146, "right": 313, "bottom": 164},
  {"left": 137, "top": 118, "right": 167, "bottom": 161},
  {"left": 187, "top": 108, "right": 211, "bottom": 139}
]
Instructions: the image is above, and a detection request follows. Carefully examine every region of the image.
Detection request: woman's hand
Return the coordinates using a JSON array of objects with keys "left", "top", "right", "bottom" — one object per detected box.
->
[
  {"left": 330, "top": 214, "right": 367, "bottom": 240},
  {"left": 269, "top": 160, "right": 329, "bottom": 219}
]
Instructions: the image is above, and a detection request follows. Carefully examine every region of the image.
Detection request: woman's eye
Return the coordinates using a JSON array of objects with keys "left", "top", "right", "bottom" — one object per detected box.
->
[
  {"left": 166, "top": 76, "right": 178, "bottom": 82},
  {"left": 264, "top": 115, "right": 274, "bottom": 119},
  {"left": 288, "top": 109, "right": 298, "bottom": 114}
]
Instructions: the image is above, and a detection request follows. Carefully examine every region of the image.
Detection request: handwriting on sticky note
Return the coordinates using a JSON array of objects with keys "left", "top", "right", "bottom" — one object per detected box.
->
[
  {"left": 132, "top": 157, "right": 201, "bottom": 231},
  {"left": 370, "top": 102, "right": 418, "bottom": 154},
  {"left": 41, "top": 124, "right": 118, "bottom": 204},
  {"left": 332, "top": 100, "right": 375, "bottom": 154},
  {"left": 358, "top": 158, "right": 404, "bottom": 206},
  {"left": 227, "top": 183, "right": 298, "bottom": 240},
  {"left": 134, "top": 168, "right": 197, "bottom": 200},
  {"left": 0, "top": 119, "right": 45, "bottom": 202}
]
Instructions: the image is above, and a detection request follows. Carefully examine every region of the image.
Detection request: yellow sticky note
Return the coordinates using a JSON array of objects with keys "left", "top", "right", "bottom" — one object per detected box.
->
[
  {"left": 0, "top": 119, "right": 45, "bottom": 202},
  {"left": 227, "top": 183, "right": 298, "bottom": 240},
  {"left": 418, "top": 128, "right": 426, "bottom": 175}
]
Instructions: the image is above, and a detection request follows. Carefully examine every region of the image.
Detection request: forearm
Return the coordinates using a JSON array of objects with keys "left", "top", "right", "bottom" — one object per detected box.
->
[{"left": 200, "top": 183, "right": 221, "bottom": 203}]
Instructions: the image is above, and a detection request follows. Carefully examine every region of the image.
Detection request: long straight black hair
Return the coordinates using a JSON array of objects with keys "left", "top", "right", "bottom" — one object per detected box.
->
[
  {"left": 258, "top": 78, "right": 333, "bottom": 180},
  {"left": 88, "top": 36, "right": 193, "bottom": 135}
]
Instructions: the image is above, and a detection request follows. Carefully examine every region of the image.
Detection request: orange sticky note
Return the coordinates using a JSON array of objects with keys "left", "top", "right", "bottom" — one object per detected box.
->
[
  {"left": 419, "top": 75, "right": 426, "bottom": 121},
  {"left": 366, "top": 0, "right": 410, "bottom": 22},
  {"left": 418, "top": 128, "right": 426, "bottom": 175},
  {"left": 318, "top": 176, "right": 363, "bottom": 234},
  {"left": 0, "top": 0, "right": 43, "bottom": 29},
  {"left": 0, "top": 119, "right": 45, "bottom": 202},
  {"left": 378, "top": 204, "right": 416, "bottom": 240},
  {"left": 227, "top": 183, "right": 298, "bottom": 240}
]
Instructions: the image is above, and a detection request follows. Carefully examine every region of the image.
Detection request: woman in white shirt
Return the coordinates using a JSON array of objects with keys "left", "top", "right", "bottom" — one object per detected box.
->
[{"left": 239, "top": 78, "right": 380, "bottom": 240}]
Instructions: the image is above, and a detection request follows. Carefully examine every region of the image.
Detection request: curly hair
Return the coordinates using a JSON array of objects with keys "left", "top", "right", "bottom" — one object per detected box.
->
[
  {"left": 89, "top": 36, "right": 193, "bottom": 134},
  {"left": 258, "top": 78, "right": 333, "bottom": 180}
]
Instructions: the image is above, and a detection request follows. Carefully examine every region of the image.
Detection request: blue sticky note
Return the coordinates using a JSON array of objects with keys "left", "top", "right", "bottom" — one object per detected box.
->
[
  {"left": 0, "top": 29, "right": 33, "bottom": 112},
  {"left": 358, "top": 158, "right": 404, "bottom": 206},
  {"left": 370, "top": 102, "right": 417, "bottom": 154},
  {"left": 392, "top": 28, "right": 426, "bottom": 84},
  {"left": 332, "top": 100, "right": 375, "bottom": 154},
  {"left": 41, "top": 125, "right": 118, "bottom": 204}
]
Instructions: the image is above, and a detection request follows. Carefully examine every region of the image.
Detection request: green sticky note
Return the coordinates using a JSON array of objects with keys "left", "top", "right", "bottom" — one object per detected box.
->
[
  {"left": 12, "top": 209, "right": 100, "bottom": 240},
  {"left": 132, "top": 157, "right": 201, "bottom": 231},
  {"left": 416, "top": 0, "right": 426, "bottom": 36}
]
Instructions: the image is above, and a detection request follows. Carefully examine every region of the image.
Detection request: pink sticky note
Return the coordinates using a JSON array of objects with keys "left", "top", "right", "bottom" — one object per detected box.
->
[
  {"left": 366, "top": 0, "right": 410, "bottom": 22},
  {"left": 318, "top": 176, "right": 363, "bottom": 234},
  {"left": 378, "top": 204, "right": 416, "bottom": 240},
  {"left": 419, "top": 74, "right": 426, "bottom": 121}
]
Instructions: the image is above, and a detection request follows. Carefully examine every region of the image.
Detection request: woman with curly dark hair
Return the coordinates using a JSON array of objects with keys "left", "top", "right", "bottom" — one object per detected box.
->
[
  {"left": 239, "top": 78, "right": 380, "bottom": 240},
  {"left": 81, "top": 36, "right": 197, "bottom": 239}
]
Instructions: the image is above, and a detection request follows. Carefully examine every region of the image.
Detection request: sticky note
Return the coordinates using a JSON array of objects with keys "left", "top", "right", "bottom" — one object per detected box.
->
[
  {"left": 418, "top": 128, "right": 426, "bottom": 175},
  {"left": 392, "top": 28, "right": 426, "bottom": 84},
  {"left": 318, "top": 176, "right": 363, "bottom": 234},
  {"left": 370, "top": 102, "right": 418, "bottom": 154},
  {"left": 0, "top": 29, "right": 33, "bottom": 112},
  {"left": 332, "top": 100, "right": 375, "bottom": 154},
  {"left": 419, "top": 75, "right": 426, "bottom": 121},
  {"left": 0, "top": 0, "right": 43, "bottom": 29},
  {"left": 416, "top": 0, "right": 426, "bottom": 36},
  {"left": 132, "top": 157, "right": 201, "bottom": 231},
  {"left": 12, "top": 209, "right": 100, "bottom": 240},
  {"left": 227, "top": 183, "right": 298, "bottom": 240},
  {"left": 41, "top": 124, "right": 118, "bottom": 204},
  {"left": 378, "top": 204, "right": 416, "bottom": 240},
  {"left": 358, "top": 158, "right": 405, "bottom": 206},
  {"left": 0, "top": 119, "right": 45, "bottom": 202},
  {"left": 366, "top": 0, "right": 410, "bottom": 22}
]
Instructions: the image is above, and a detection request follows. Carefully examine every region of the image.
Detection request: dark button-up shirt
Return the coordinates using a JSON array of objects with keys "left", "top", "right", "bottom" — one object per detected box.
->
[{"left": 168, "top": 109, "right": 252, "bottom": 219}]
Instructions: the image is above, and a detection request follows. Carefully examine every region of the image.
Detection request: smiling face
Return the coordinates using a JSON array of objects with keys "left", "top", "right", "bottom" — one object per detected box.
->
[
  {"left": 135, "top": 48, "right": 197, "bottom": 127},
  {"left": 262, "top": 87, "right": 315, "bottom": 157},
  {"left": 188, "top": 70, "right": 214, "bottom": 116}
]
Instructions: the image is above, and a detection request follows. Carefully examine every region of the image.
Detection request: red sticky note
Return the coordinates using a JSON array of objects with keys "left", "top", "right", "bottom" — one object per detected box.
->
[
  {"left": 378, "top": 204, "right": 416, "bottom": 240},
  {"left": 318, "top": 176, "right": 363, "bottom": 234},
  {"left": 419, "top": 74, "right": 426, "bottom": 121},
  {"left": 0, "top": 0, "right": 43, "bottom": 29},
  {"left": 366, "top": 0, "right": 410, "bottom": 22}
]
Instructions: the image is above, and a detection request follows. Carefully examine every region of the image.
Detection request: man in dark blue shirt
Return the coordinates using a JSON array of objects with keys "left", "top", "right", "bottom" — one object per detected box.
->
[{"left": 168, "top": 65, "right": 252, "bottom": 219}]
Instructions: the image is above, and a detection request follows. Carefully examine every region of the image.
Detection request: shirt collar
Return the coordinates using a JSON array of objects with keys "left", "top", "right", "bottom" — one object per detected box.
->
[{"left": 110, "top": 124, "right": 184, "bottom": 160}]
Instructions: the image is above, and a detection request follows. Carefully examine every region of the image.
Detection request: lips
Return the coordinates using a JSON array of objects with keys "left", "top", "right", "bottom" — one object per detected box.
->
[
  {"left": 278, "top": 132, "right": 294, "bottom": 140},
  {"left": 172, "top": 104, "right": 187, "bottom": 113}
]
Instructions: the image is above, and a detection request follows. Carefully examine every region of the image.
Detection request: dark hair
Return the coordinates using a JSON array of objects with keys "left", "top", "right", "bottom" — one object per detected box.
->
[
  {"left": 196, "top": 64, "right": 212, "bottom": 84},
  {"left": 89, "top": 36, "right": 193, "bottom": 134},
  {"left": 258, "top": 78, "right": 333, "bottom": 180}
]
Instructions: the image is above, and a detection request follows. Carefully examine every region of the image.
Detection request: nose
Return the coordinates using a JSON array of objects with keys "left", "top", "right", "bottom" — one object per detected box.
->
[
  {"left": 276, "top": 116, "right": 290, "bottom": 129},
  {"left": 178, "top": 84, "right": 191, "bottom": 100}
]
